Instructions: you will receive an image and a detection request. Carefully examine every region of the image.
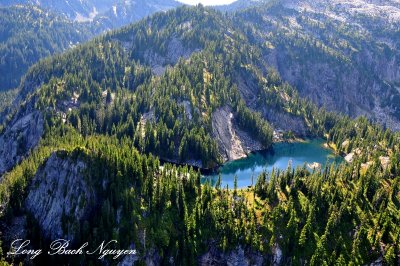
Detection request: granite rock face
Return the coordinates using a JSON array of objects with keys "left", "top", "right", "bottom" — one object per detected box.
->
[
  {"left": 0, "top": 109, "right": 44, "bottom": 176},
  {"left": 199, "top": 246, "right": 265, "bottom": 266},
  {"left": 212, "top": 106, "right": 264, "bottom": 162},
  {"left": 263, "top": 108, "right": 308, "bottom": 137},
  {"left": 245, "top": 0, "right": 400, "bottom": 130},
  {"left": 143, "top": 37, "right": 199, "bottom": 76},
  {"left": 25, "top": 151, "right": 95, "bottom": 242}
]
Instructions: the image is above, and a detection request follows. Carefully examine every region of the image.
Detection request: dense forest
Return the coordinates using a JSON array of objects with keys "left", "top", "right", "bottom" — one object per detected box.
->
[
  {"left": 1, "top": 103, "right": 399, "bottom": 265},
  {"left": 0, "top": 3, "right": 399, "bottom": 266},
  {"left": 5, "top": 6, "right": 276, "bottom": 169},
  {"left": 1, "top": 100, "right": 399, "bottom": 265},
  {"left": 0, "top": 5, "right": 93, "bottom": 91}
]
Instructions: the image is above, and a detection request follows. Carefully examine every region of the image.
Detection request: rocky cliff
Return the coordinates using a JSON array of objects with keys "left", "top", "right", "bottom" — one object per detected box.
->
[
  {"left": 25, "top": 151, "right": 95, "bottom": 242},
  {"left": 238, "top": 0, "right": 400, "bottom": 130},
  {"left": 199, "top": 245, "right": 265, "bottom": 266},
  {"left": 212, "top": 106, "right": 264, "bottom": 162},
  {"left": 0, "top": 108, "right": 43, "bottom": 177}
]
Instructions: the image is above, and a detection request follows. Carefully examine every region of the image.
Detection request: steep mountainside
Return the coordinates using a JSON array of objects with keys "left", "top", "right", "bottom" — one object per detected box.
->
[
  {"left": 0, "top": 5, "right": 93, "bottom": 91},
  {"left": 2, "top": 0, "right": 399, "bottom": 131},
  {"left": 25, "top": 150, "right": 95, "bottom": 242},
  {"left": 0, "top": 1, "right": 181, "bottom": 93},
  {"left": 3, "top": 1, "right": 399, "bottom": 174},
  {"left": 0, "top": 0, "right": 182, "bottom": 25},
  {"left": 95, "top": 0, "right": 181, "bottom": 30},
  {"left": 3, "top": 6, "right": 282, "bottom": 171},
  {"left": 0, "top": 5, "right": 399, "bottom": 266},
  {"left": 215, "top": 0, "right": 269, "bottom": 12},
  {"left": 0, "top": 0, "right": 114, "bottom": 21},
  {"left": 235, "top": 0, "right": 400, "bottom": 130}
]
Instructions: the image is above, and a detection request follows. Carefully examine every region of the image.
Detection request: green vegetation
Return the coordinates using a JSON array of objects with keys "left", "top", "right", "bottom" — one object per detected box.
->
[
  {"left": 0, "top": 88, "right": 18, "bottom": 115},
  {"left": 0, "top": 4, "right": 399, "bottom": 266},
  {"left": 1, "top": 114, "right": 399, "bottom": 265},
  {"left": 11, "top": 5, "right": 275, "bottom": 168},
  {"left": 0, "top": 5, "right": 93, "bottom": 91}
]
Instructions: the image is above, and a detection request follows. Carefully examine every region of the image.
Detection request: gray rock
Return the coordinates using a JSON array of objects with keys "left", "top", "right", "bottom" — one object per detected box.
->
[
  {"left": 212, "top": 106, "right": 264, "bottom": 162},
  {"left": 143, "top": 37, "right": 199, "bottom": 76},
  {"left": 118, "top": 254, "right": 139, "bottom": 266},
  {"left": 262, "top": 108, "right": 308, "bottom": 137},
  {"left": 25, "top": 152, "right": 95, "bottom": 242},
  {"left": 272, "top": 244, "right": 282, "bottom": 266},
  {"left": 0, "top": 109, "right": 44, "bottom": 176},
  {"left": 118, "top": 244, "right": 139, "bottom": 266},
  {"left": 199, "top": 245, "right": 265, "bottom": 266},
  {"left": 255, "top": 0, "right": 400, "bottom": 130}
]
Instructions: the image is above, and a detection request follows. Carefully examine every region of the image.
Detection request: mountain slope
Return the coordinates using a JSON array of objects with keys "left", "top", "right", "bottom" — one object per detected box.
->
[
  {"left": 0, "top": 0, "right": 182, "bottom": 25},
  {"left": 7, "top": 6, "right": 275, "bottom": 170},
  {"left": 95, "top": 0, "right": 181, "bottom": 30},
  {"left": 0, "top": 1, "right": 182, "bottom": 93},
  {"left": 5, "top": 1, "right": 399, "bottom": 175},
  {"left": 0, "top": 5, "right": 325, "bottom": 176},
  {"left": 0, "top": 5, "right": 399, "bottom": 266},
  {"left": 0, "top": 5, "right": 93, "bottom": 91},
  {"left": 0, "top": 0, "right": 113, "bottom": 21},
  {"left": 215, "top": 0, "right": 269, "bottom": 12},
  {"left": 235, "top": 0, "right": 400, "bottom": 130}
]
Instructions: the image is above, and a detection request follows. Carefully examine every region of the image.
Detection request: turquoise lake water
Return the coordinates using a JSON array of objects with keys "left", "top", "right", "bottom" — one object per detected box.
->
[{"left": 202, "top": 139, "right": 343, "bottom": 188}]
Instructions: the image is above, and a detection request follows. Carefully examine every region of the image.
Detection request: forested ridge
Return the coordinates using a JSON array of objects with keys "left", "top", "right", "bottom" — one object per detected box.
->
[
  {"left": 0, "top": 4, "right": 399, "bottom": 266},
  {"left": 5, "top": 6, "right": 276, "bottom": 168},
  {"left": 0, "top": 5, "right": 94, "bottom": 91}
]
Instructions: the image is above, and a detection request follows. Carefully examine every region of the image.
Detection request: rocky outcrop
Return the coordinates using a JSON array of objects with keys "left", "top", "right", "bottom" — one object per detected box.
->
[
  {"left": 263, "top": 108, "right": 308, "bottom": 137},
  {"left": 25, "top": 151, "right": 96, "bottom": 242},
  {"left": 118, "top": 255, "right": 139, "bottom": 266},
  {"left": 0, "top": 109, "right": 44, "bottom": 176},
  {"left": 0, "top": 216, "right": 27, "bottom": 244},
  {"left": 199, "top": 246, "right": 265, "bottom": 266},
  {"left": 212, "top": 106, "right": 264, "bottom": 162},
  {"left": 116, "top": 34, "right": 199, "bottom": 76},
  {"left": 180, "top": 100, "right": 193, "bottom": 120},
  {"left": 235, "top": 70, "right": 260, "bottom": 109},
  {"left": 118, "top": 244, "right": 140, "bottom": 266},
  {"left": 143, "top": 37, "right": 200, "bottom": 76},
  {"left": 272, "top": 244, "right": 283, "bottom": 266}
]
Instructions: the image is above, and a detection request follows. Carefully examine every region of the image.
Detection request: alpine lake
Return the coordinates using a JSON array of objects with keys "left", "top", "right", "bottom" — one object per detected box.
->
[{"left": 201, "top": 139, "right": 343, "bottom": 189}]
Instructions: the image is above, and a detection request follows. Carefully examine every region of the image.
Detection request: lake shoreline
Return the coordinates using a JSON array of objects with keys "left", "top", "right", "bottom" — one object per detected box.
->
[
  {"left": 204, "top": 137, "right": 338, "bottom": 174},
  {"left": 201, "top": 138, "right": 344, "bottom": 188},
  {"left": 159, "top": 137, "right": 341, "bottom": 176}
]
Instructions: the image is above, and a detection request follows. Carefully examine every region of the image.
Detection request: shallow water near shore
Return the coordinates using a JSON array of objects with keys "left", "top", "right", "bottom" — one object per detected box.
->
[{"left": 202, "top": 138, "right": 343, "bottom": 188}]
